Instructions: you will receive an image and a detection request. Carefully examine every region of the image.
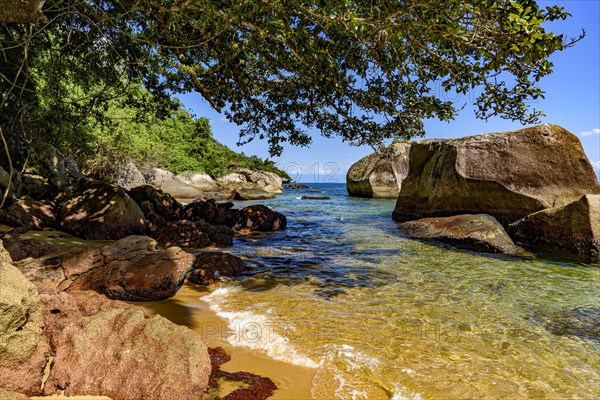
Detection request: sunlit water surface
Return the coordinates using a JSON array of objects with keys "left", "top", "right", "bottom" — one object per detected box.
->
[{"left": 158, "top": 183, "right": 599, "bottom": 399}]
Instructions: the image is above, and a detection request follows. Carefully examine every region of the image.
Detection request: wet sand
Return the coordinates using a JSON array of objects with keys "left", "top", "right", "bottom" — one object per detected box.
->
[{"left": 139, "top": 282, "right": 316, "bottom": 399}]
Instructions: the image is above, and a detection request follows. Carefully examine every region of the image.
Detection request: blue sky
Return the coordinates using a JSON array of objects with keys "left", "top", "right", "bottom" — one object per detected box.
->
[{"left": 180, "top": 1, "right": 600, "bottom": 182}]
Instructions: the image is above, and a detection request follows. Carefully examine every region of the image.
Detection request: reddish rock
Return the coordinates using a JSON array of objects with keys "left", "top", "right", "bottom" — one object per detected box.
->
[
  {"left": 181, "top": 199, "right": 233, "bottom": 225},
  {"left": 1, "top": 238, "right": 57, "bottom": 261},
  {"left": 400, "top": 214, "right": 519, "bottom": 255},
  {"left": 208, "top": 347, "right": 277, "bottom": 400},
  {"left": 196, "top": 221, "right": 235, "bottom": 247},
  {"left": 228, "top": 205, "right": 287, "bottom": 232},
  {"left": 17, "top": 235, "right": 194, "bottom": 301},
  {"left": 58, "top": 180, "right": 146, "bottom": 240},
  {"left": 71, "top": 244, "right": 195, "bottom": 301},
  {"left": 188, "top": 252, "right": 246, "bottom": 285},
  {"left": 44, "top": 308, "right": 211, "bottom": 400},
  {"left": 0, "top": 263, "right": 51, "bottom": 396}
]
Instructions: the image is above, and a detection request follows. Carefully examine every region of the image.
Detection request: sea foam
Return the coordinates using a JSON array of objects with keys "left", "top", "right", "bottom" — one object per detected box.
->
[{"left": 201, "top": 287, "right": 319, "bottom": 368}]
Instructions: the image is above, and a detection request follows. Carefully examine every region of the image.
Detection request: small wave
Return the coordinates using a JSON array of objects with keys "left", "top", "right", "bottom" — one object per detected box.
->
[
  {"left": 201, "top": 287, "right": 319, "bottom": 368},
  {"left": 390, "top": 383, "right": 424, "bottom": 400}
]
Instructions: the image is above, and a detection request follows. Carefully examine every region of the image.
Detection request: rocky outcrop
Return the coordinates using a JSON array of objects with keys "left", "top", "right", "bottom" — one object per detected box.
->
[
  {"left": 400, "top": 214, "right": 519, "bottom": 255},
  {"left": 177, "top": 172, "right": 220, "bottom": 192},
  {"left": 143, "top": 167, "right": 206, "bottom": 200},
  {"left": 392, "top": 124, "right": 600, "bottom": 225},
  {"left": 347, "top": 141, "right": 411, "bottom": 198},
  {"left": 0, "top": 263, "right": 50, "bottom": 396},
  {"left": 0, "top": 197, "right": 56, "bottom": 230},
  {"left": 218, "top": 173, "right": 247, "bottom": 184},
  {"left": 181, "top": 199, "right": 233, "bottom": 226},
  {"left": 188, "top": 252, "right": 246, "bottom": 285},
  {"left": 228, "top": 205, "right": 287, "bottom": 232},
  {"left": 58, "top": 180, "right": 146, "bottom": 240},
  {"left": 44, "top": 308, "right": 212, "bottom": 400},
  {"left": 17, "top": 235, "right": 195, "bottom": 301},
  {"left": 508, "top": 194, "right": 600, "bottom": 259},
  {"left": 239, "top": 169, "right": 283, "bottom": 188}
]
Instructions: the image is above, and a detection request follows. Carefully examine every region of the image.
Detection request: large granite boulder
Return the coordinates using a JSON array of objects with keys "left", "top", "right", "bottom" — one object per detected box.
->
[
  {"left": 239, "top": 169, "right": 283, "bottom": 188},
  {"left": 228, "top": 205, "right": 287, "bottom": 232},
  {"left": 43, "top": 308, "right": 212, "bottom": 400},
  {"left": 58, "top": 180, "right": 146, "bottom": 240},
  {"left": 347, "top": 141, "right": 411, "bottom": 198},
  {"left": 0, "top": 263, "right": 50, "bottom": 396},
  {"left": 177, "top": 172, "right": 220, "bottom": 192},
  {"left": 111, "top": 159, "right": 146, "bottom": 190},
  {"left": 142, "top": 167, "right": 205, "bottom": 200},
  {"left": 217, "top": 173, "right": 247, "bottom": 184},
  {"left": 392, "top": 124, "right": 600, "bottom": 225},
  {"left": 0, "top": 197, "right": 56, "bottom": 230},
  {"left": 400, "top": 214, "right": 519, "bottom": 255},
  {"left": 508, "top": 194, "right": 600, "bottom": 259},
  {"left": 188, "top": 252, "right": 246, "bottom": 285}
]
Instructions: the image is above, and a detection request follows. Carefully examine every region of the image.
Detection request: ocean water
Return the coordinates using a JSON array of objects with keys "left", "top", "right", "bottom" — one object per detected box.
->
[{"left": 198, "top": 183, "right": 599, "bottom": 399}]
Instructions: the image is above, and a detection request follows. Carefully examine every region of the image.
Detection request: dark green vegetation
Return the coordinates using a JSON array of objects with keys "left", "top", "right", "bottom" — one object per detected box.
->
[{"left": 1, "top": 0, "right": 583, "bottom": 158}]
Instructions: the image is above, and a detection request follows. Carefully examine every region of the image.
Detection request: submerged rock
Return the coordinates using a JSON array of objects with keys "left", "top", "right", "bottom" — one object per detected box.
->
[
  {"left": 188, "top": 252, "right": 246, "bottom": 285},
  {"left": 44, "top": 308, "right": 211, "bottom": 400},
  {"left": 234, "top": 188, "right": 276, "bottom": 200},
  {"left": 58, "top": 180, "right": 146, "bottom": 240},
  {"left": 400, "top": 214, "right": 519, "bottom": 255},
  {"left": 208, "top": 347, "right": 277, "bottom": 400},
  {"left": 392, "top": 124, "right": 600, "bottom": 225},
  {"left": 301, "top": 195, "right": 331, "bottom": 200},
  {"left": 347, "top": 141, "right": 411, "bottom": 198},
  {"left": 228, "top": 205, "right": 287, "bottom": 232},
  {"left": 508, "top": 194, "right": 600, "bottom": 259},
  {"left": 0, "top": 263, "right": 50, "bottom": 396},
  {"left": 544, "top": 307, "right": 600, "bottom": 343}
]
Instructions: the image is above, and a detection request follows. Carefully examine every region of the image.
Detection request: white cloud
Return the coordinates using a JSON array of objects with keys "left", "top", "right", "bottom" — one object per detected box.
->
[
  {"left": 591, "top": 160, "right": 600, "bottom": 170},
  {"left": 580, "top": 128, "right": 600, "bottom": 137}
]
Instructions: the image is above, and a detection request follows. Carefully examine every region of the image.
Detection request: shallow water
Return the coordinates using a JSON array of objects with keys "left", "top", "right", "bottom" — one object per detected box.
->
[{"left": 155, "top": 184, "right": 600, "bottom": 399}]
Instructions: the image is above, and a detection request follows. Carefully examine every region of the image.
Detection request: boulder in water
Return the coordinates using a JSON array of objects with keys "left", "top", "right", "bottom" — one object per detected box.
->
[
  {"left": 347, "top": 141, "right": 411, "bottom": 198},
  {"left": 392, "top": 124, "right": 600, "bottom": 225},
  {"left": 400, "top": 214, "right": 519, "bottom": 255},
  {"left": 187, "top": 252, "right": 246, "bottom": 285},
  {"left": 508, "top": 194, "right": 600, "bottom": 258},
  {"left": 228, "top": 205, "right": 287, "bottom": 232}
]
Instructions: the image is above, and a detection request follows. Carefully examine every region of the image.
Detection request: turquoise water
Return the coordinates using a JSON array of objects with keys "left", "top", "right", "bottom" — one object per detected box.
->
[{"left": 200, "top": 183, "right": 599, "bottom": 399}]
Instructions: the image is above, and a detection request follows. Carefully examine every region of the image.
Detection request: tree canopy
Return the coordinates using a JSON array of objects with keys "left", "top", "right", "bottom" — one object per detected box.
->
[{"left": 0, "top": 0, "right": 583, "bottom": 155}]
